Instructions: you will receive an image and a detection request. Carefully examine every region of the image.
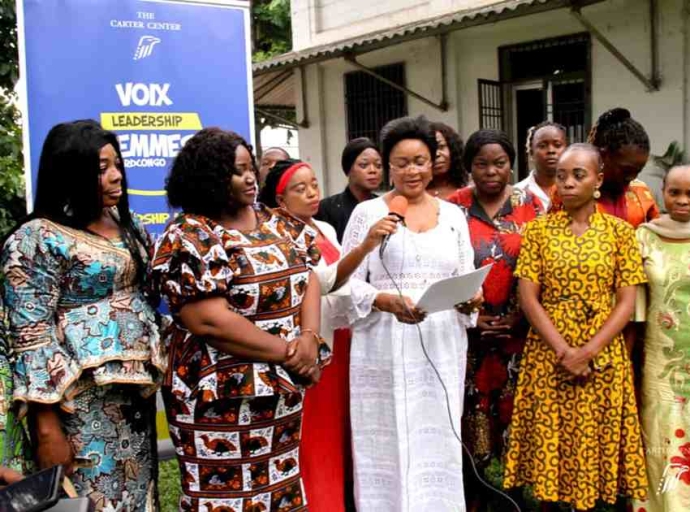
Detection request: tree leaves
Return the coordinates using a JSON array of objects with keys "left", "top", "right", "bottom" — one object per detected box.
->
[
  {"left": 251, "top": 0, "right": 291, "bottom": 63},
  {"left": 0, "top": 0, "right": 25, "bottom": 237},
  {"left": 0, "top": 0, "right": 18, "bottom": 90}
]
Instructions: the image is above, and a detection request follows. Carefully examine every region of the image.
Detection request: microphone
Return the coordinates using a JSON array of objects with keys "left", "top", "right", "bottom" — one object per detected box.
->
[{"left": 379, "top": 195, "right": 408, "bottom": 258}]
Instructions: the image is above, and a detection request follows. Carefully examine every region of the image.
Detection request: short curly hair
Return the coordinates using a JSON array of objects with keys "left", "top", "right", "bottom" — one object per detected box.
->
[
  {"left": 165, "top": 128, "right": 256, "bottom": 218},
  {"left": 561, "top": 142, "right": 603, "bottom": 169},
  {"left": 430, "top": 122, "right": 468, "bottom": 187},
  {"left": 380, "top": 116, "right": 437, "bottom": 173},
  {"left": 462, "top": 129, "right": 516, "bottom": 173}
]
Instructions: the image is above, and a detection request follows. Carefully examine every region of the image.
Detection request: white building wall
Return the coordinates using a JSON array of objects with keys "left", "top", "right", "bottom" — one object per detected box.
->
[
  {"left": 299, "top": 35, "right": 461, "bottom": 193},
  {"left": 291, "top": 0, "right": 518, "bottom": 50},
  {"left": 297, "top": 0, "right": 690, "bottom": 196},
  {"left": 454, "top": 0, "right": 685, "bottom": 148}
]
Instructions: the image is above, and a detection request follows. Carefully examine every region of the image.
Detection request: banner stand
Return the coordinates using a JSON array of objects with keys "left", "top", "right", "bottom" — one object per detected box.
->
[{"left": 17, "top": 0, "right": 254, "bottom": 454}]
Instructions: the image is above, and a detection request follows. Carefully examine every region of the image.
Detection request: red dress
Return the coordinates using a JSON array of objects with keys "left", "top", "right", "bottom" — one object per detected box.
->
[
  {"left": 447, "top": 186, "right": 543, "bottom": 466},
  {"left": 300, "top": 233, "right": 354, "bottom": 512}
]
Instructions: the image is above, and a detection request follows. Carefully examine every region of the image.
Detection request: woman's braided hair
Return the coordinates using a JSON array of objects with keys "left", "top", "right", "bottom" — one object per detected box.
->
[
  {"left": 587, "top": 108, "right": 649, "bottom": 153},
  {"left": 525, "top": 121, "right": 567, "bottom": 158}
]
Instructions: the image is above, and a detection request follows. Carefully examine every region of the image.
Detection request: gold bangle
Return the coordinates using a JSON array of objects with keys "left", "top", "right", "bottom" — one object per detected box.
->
[{"left": 301, "top": 329, "right": 324, "bottom": 346}]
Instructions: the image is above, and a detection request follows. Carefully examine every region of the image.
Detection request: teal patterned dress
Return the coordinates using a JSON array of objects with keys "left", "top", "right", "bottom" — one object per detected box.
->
[{"left": 1, "top": 215, "right": 166, "bottom": 511}]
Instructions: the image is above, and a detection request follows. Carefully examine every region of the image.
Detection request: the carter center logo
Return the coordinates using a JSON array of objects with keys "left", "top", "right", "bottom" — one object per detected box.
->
[
  {"left": 658, "top": 461, "right": 690, "bottom": 495},
  {"left": 134, "top": 35, "right": 161, "bottom": 60}
]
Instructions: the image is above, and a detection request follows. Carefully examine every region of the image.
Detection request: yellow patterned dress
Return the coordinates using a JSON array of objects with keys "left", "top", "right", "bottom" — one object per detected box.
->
[{"left": 503, "top": 211, "right": 648, "bottom": 509}]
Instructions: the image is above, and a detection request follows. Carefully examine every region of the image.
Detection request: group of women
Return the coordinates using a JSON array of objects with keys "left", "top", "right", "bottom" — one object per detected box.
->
[{"left": 0, "top": 106, "right": 688, "bottom": 512}]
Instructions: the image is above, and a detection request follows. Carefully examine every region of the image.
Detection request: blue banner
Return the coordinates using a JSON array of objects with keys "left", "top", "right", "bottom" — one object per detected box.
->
[{"left": 19, "top": 0, "right": 254, "bottom": 237}]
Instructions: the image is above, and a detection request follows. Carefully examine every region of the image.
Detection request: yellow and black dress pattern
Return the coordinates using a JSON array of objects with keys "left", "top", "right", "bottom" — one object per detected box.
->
[{"left": 503, "top": 211, "right": 648, "bottom": 509}]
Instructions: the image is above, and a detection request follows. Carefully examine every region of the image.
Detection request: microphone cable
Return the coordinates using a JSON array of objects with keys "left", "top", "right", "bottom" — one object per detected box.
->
[{"left": 379, "top": 233, "right": 522, "bottom": 512}]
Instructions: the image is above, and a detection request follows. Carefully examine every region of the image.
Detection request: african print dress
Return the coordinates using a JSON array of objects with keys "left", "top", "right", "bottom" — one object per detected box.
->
[
  {"left": 151, "top": 205, "right": 329, "bottom": 512},
  {"left": 633, "top": 228, "right": 690, "bottom": 512},
  {"left": 447, "top": 187, "right": 542, "bottom": 468},
  {"left": 503, "top": 211, "right": 648, "bottom": 509},
  {"left": 551, "top": 179, "right": 659, "bottom": 228},
  {"left": 1, "top": 216, "right": 165, "bottom": 511}
]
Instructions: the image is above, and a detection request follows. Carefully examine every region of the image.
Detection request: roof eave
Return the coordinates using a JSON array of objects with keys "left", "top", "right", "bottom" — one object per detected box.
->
[{"left": 253, "top": 0, "right": 604, "bottom": 75}]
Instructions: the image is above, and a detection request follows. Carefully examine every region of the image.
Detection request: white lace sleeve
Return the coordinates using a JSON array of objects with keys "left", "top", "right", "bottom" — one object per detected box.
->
[
  {"left": 341, "top": 202, "right": 380, "bottom": 323},
  {"left": 313, "top": 220, "right": 340, "bottom": 295},
  {"left": 451, "top": 205, "right": 478, "bottom": 328}
]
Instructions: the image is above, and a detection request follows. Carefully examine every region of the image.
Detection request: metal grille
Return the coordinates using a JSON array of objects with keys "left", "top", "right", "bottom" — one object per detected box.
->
[
  {"left": 345, "top": 63, "right": 407, "bottom": 144},
  {"left": 499, "top": 33, "right": 591, "bottom": 145},
  {"left": 500, "top": 33, "right": 590, "bottom": 83},
  {"left": 478, "top": 79, "right": 504, "bottom": 130},
  {"left": 550, "top": 78, "right": 587, "bottom": 143}
]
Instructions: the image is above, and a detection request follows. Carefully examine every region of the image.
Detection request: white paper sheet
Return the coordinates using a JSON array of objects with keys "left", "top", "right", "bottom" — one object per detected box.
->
[{"left": 416, "top": 264, "right": 493, "bottom": 314}]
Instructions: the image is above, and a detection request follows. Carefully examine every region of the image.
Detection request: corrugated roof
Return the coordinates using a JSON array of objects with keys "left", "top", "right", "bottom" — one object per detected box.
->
[
  {"left": 254, "top": 70, "right": 296, "bottom": 108},
  {"left": 253, "top": 0, "right": 602, "bottom": 75}
]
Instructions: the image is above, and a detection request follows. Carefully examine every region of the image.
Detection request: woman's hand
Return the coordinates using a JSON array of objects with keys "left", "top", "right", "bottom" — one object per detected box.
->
[
  {"left": 476, "top": 315, "right": 510, "bottom": 340},
  {"left": 35, "top": 428, "right": 74, "bottom": 476},
  {"left": 476, "top": 312, "right": 521, "bottom": 340},
  {"left": 0, "top": 466, "right": 23, "bottom": 487},
  {"left": 360, "top": 215, "right": 400, "bottom": 253},
  {"left": 455, "top": 289, "right": 483, "bottom": 315},
  {"left": 374, "top": 293, "right": 427, "bottom": 324},
  {"left": 559, "top": 347, "right": 593, "bottom": 378},
  {"left": 302, "top": 366, "right": 322, "bottom": 388},
  {"left": 284, "top": 334, "right": 319, "bottom": 378}
]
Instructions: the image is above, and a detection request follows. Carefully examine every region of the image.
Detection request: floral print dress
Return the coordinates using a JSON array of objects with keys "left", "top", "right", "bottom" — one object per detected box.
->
[
  {"left": 447, "top": 187, "right": 542, "bottom": 468},
  {"left": 1, "top": 216, "right": 165, "bottom": 511},
  {"left": 503, "top": 211, "right": 649, "bottom": 509},
  {"left": 633, "top": 228, "right": 690, "bottom": 512},
  {"left": 151, "top": 205, "right": 329, "bottom": 512}
]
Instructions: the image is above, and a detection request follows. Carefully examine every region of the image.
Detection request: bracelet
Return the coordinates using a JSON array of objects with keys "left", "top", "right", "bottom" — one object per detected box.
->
[{"left": 301, "top": 329, "right": 325, "bottom": 347}]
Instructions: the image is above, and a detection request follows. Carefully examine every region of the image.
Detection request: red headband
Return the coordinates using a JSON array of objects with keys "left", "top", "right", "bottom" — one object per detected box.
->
[{"left": 276, "top": 163, "right": 310, "bottom": 195}]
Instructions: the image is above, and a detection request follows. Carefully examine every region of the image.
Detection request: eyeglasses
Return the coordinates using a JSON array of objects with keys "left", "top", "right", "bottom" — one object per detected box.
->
[{"left": 389, "top": 159, "right": 431, "bottom": 172}]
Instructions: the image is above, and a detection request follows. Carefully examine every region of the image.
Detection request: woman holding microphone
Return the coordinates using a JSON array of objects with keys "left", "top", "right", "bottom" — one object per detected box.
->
[{"left": 341, "top": 116, "right": 481, "bottom": 512}]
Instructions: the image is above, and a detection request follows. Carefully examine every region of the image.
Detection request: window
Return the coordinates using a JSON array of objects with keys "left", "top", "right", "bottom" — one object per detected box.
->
[
  {"left": 489, "top": 33, "right": 591, "bottom": 178},
  {"left": 345, "top": 63, "right": 407, "bottom": 144},
  {"left": 479, "top": 79, "right": 504, "bottom": 130}
]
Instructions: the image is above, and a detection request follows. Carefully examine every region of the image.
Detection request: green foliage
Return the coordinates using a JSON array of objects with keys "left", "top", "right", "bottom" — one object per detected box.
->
[
  {"left": 0, "top": 0, "right": 19, "bottom": 90},
  {"left": 158, "top": 459, "right": 182, "bottom": 512},
  {"left": 0, "top": 98, "right": 24, "bottom": 237},
  {"left": 252, "top": 0, "right": 291, "bottom": 62},
  {"left": 651, "top": 140, "right": 687, "bottom": 171},
  {"left": 0, "top": 0, "right": 25, "bottom": 238}
]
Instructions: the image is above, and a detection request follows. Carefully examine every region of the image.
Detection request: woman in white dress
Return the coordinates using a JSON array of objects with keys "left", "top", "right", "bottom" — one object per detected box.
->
[{"left": 341, "top": 116, "right": 481, "bottom": 512}]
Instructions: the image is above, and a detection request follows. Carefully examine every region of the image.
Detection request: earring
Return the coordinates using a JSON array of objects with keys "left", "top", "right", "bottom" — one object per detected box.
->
[{"left": 593, "top": 189, "right": 601, "bottom": 199}]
